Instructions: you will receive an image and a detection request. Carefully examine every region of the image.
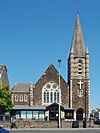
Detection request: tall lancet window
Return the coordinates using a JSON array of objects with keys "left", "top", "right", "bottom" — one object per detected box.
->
[{"left": 42, "top": 81, "right": 61, "bottom": 105}]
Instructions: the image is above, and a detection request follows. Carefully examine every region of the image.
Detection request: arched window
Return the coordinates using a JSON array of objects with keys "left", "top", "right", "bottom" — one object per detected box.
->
[
  {"left": 15, "top": 94, "right": 18, "bottom": 102},
  {"left": 76, "top": 108, "right": 84, "bottom": 120},
  {"left": 24, "top": 94, "right": 28, "bottom": 102},
  {"left": 50, "top": 92, "right": 53, "bottom": 103},
  {"left": 54, "top": 92, "right": 56, "bottom": 102},
  {"left": 20, "top": 95, "right": 23, "bottom": 102},
  {"left": 57, "top": 92, "right": 59, "bottom": 103},
  {"left": 44, "top": 92, "right": 46, "bottom": 103},
  {"left": 78, "top": 59, "right": 83, "bottom": 75},
  {"left": 42, "top": 82, "right": 61, "bottom": 105},
  {"left": 47, "top": 92, "right": 49, "bottom": 103},
  {"left": 79, "top": 60, "right": 82, "bottom": 64}
]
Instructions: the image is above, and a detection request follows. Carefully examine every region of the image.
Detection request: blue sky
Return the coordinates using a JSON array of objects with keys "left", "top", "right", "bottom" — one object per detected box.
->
[{"left": 0, "top": 0, "right": 100, "bottom": 111}]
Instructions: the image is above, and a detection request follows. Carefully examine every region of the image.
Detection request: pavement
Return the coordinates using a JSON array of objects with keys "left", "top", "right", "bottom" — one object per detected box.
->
[
  {"left": 6, "top": 124, "right": 100, "bottom": 130},
  {"left": 94, "top": 124, "right": 100, "bottom": 128},
  {"left": 7, "top": 128, "right": 100, "bottom": 133},
  {"left": 7, "top": 127, "right": 100, "bottom": 131},
  {"left": 1, "top": 124, "right": 99, "bottom": 133}
]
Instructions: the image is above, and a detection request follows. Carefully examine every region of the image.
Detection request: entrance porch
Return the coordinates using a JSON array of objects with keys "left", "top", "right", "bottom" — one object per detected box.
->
[{"left": 12, "top": 103, "right": 74, "bottom": 121}]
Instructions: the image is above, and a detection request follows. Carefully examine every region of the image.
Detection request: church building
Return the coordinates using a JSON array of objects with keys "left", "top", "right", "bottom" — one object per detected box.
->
[{"left": 11, "top": 15, "right": 90, "bottom": 121}]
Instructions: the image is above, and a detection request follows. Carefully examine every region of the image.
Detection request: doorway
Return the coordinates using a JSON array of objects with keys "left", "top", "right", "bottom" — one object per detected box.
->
[
  {"left": 76, "top": 108, "right": 83, "bottom": 120},
  {"left": 49, "top": 109, "right": 58, "bottom": 120},
  {"left": 46, "top": 103, "right": 64, "bottom": 121}
]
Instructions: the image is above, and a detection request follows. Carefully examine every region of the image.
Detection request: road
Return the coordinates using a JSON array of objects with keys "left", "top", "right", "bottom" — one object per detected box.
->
[{"left": 8, "top": 128, "right": 100, "bottom": 133}]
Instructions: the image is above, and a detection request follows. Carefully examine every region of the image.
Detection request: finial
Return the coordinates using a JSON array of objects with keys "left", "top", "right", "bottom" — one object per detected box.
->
[{"left": 77, "top": 9, "right": 79, "bottom": 16}]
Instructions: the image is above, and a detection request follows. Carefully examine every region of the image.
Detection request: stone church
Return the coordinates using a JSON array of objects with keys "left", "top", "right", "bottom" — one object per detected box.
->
[{"left": 11, "top": 15, "right": 90, "bottom": 121}]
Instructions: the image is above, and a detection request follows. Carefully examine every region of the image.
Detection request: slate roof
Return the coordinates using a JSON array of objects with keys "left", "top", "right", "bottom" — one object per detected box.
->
[
  {"left": 13, "top": 105, "right": 46, "bottom": 110},
  {"left": 35, "top": 64, "right": 68, "bottom": 87},
  {"left": 70, "top": 15, "right": 87, "bottom": 57},
  {"left": 13, "top": 104, "right": 74, "bottom": 111},
  {"left": 11, "top": 83, "right": 32, "bottom": 92}
]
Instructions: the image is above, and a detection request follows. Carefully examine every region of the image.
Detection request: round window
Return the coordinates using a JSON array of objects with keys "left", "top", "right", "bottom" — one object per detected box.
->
[{"left": 46, "top": 84, "right": 51, "bottom": 89}]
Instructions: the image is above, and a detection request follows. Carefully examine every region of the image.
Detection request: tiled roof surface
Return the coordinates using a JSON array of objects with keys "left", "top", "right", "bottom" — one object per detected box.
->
[
  {"left": 13, "top": 105, "right": 46, "bottom": 110},
  {"left": 11, "top": 83, "right": 31, "bottom": 92},
  {"left": 13, "top": 104, "right": 73, "bottom": 110}
]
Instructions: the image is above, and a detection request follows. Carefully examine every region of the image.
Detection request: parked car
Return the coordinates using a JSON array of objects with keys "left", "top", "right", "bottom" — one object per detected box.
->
[{"left": 0, "top": 125, "right": 10, "bottom": 133}]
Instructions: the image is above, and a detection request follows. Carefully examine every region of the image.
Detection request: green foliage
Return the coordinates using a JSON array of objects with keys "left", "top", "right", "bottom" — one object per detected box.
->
[{"left": 0, "top": 84, "right": 13, "bottom": 114}]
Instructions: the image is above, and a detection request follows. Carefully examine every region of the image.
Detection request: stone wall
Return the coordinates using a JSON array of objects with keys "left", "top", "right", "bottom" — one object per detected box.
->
[
  {"left": 33, "top": 65, "right": 69, "bottom": 106},
  {"left": 0, "top": 118, "right": 94, "bottom": 128},
  {"left": 0, "top": 121, "right": 10, "bottom": 128}
]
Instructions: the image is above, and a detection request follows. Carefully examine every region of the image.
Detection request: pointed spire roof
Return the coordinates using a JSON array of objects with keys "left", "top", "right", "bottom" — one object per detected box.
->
[{"left": 70, "top": 15, "right": 86, "bottom": 57}]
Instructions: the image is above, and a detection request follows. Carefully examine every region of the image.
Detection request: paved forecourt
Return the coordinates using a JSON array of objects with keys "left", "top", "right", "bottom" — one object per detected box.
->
[{"left": 8, "top": 128, "right": 100, "bottom": 133}]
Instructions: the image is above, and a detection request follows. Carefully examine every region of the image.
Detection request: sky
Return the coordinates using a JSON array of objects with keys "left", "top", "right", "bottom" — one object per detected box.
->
[{"left": 0, "top": 0, "right": 100, "bottom": 111}]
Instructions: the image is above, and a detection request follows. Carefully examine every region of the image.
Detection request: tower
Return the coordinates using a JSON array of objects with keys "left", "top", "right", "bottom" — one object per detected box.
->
[
  {"left": 0, "top": 64, "right": 9, "bottom": 85},
  {"left": 68, "top": 15, "right": 90, "bottom": 120}
]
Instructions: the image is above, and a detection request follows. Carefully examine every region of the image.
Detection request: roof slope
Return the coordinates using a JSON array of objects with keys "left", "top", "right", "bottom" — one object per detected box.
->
[
  {"left": 70, "top": 15, "right": 86, "bottom": 57},
  {"left": 35, "top": 64, "right": 68, "bottom": 86},
  {"left": 11, "top": 83, "right": 31, "bottom": 92}
]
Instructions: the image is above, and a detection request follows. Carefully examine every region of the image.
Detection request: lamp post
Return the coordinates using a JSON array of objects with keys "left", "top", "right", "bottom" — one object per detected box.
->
[
  {"left": 84, "top": 81, "right": 87, "bottom": 128},
  {"left": 58, "top": 59, "right": 61, "bottom": 128}
]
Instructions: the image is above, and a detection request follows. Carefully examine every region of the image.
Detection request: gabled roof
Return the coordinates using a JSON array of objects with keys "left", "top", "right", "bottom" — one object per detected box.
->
[
  {"left": 46, "top": 102, "right": 64, "bottom": 111},
  {"left": 11, "top": 83, "right": 31, "bottom": 92},
  {"left": 70, "top": 15, "right": 86, "bottom": 57},
  {"left": 35, "top": 64, "right": 68, "bottom": 87}
]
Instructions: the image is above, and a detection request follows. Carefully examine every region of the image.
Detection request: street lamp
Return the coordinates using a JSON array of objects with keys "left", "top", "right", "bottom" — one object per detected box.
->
[
  {"left": 58, "top": 59, "right": 61, "bottom": 128},
  {"left": 84, "top": 81, "right": 87, "bottom": 128}
]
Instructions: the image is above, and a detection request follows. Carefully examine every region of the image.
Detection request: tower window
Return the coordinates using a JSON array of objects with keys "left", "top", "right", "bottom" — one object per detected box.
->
[
  {"left": 78, "top": 59, "right": 83, "bottom": 75},
  {"left": 78, "top": 72, "right": 82, "bottom": 75},
  {"left": 79, "top": 60, "right": 82, "bottom": 63},
  {"left": 78, "top": 64, "right": 82, "bottom": 68},
  {"left": 78, "top": 68, "right": 81, "bottom": 71}
]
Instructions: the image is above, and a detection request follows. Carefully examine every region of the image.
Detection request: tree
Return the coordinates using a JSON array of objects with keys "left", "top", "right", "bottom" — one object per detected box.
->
[{"left": 0, "top": 84, "right": 13, "bottom": 114}]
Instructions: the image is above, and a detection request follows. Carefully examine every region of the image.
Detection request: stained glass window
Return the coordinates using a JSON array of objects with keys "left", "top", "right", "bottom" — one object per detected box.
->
[{"left": 42, "top": 82, "right": 61, "bottom": 104}]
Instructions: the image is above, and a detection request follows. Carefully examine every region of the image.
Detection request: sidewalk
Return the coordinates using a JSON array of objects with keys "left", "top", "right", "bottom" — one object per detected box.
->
[{"left": 7, "top": 127, "right": 100, "bottom": 131}]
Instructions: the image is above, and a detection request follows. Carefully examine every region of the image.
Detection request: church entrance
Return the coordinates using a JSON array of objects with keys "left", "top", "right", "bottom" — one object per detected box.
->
[
  {"left": 46, "top": 103, "right": 64, "bottom": 120},
  {"left": 49, "top": 109, "right": 58, "bottom": 120},
  {"left": 76, "top": 108, "right": 83, "bottom": 120}
]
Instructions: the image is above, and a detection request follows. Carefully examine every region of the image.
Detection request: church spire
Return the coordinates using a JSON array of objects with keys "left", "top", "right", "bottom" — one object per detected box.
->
[{"left": 70, "top": 15, "right": 85, "bottom": 57}]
